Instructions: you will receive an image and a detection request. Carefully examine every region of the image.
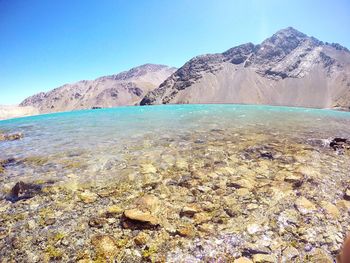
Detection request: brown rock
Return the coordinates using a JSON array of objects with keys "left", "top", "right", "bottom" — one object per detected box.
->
[
  {"left": 295, "top": 197, "right": 316, "bottom": 214},
  {"left": 89, "top": 217, "right": 108, "bottom": 228},
  {"left": 122, "top": 209, "right": 159, "bottom": 229},
  {"left": 78, "top": 190, "right": 98, "bottom": 204},
  {"left": 180, "top": 204, "right": 199, "bottom": 217},
  {"left": 321, "top": 201, "right": 340, "bottom": 218},
  {"left": 193, "top": 212, "right": 212, "bottom": 224},
  {"left": 177, "top": 225, "right": 196, "bottom": 238},
  {"left": 135, "top": 195, "right": 160, "bottom": 213},
  {"left": 0, "top": 132, "right": 23, "bottom": 141},
  {"left": 307, "top": 248, "right": 333, "bottom": 263},
  {"left": 282, "top": 246, "right": 299, "bottom": 261},
  {"left": 134, "top": 232, "right": 149, "bottom": 246},
  {"left": 91, "top": 235, "right": 118, "bottom": 259}
]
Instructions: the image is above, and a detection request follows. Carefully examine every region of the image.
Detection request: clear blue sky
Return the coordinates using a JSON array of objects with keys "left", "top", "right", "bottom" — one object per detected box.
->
[{"left": 1, "top": 0, "right": 349, "bottom": 104}]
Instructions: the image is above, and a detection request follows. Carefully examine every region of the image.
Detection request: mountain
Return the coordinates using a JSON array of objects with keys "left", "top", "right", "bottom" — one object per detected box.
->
[
  {"left": 20, "top": 64, "right": 176, "bottom": 113},
  {"left": 140, "top": 27, "right": 350, "bottom": 109}
]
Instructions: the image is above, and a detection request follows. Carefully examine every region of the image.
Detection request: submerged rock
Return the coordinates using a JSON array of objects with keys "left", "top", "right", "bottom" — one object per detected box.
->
[
  {"left": 0, "top": 132, "right": 23, "bottom": 142},
  {"left": 329, "top": 137, "right": 350, "bottom": 153},
  {"left": 78, "top": 190, "right": 98, "bottom": 204},
  {"left": 295, "top": 197, "right": 317, "bottom": 215},
  {"left": 7, "top": 181, "right": 43, "bottom": 202},
  {"left": 91, "top": 234, "right": 119, "bottom": 260},
  {"left": 344, "top": 188, "right": 350, "bottom": 200},
  {"left": 122, "top": 209, "right": 159, "bottom": 229}
]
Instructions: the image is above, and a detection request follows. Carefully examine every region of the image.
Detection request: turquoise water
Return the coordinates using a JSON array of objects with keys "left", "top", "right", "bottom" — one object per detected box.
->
[{"left": 1, "top": 104, "right": 350, "bottom": 187}]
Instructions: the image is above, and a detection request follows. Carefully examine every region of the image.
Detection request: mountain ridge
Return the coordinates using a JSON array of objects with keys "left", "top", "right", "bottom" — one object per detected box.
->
[
  {"left": 140, "top": 27, "right": 350, "bottom": 109},
  {"left": 20, "top": 64, "right": 177, "bottom": 113}
]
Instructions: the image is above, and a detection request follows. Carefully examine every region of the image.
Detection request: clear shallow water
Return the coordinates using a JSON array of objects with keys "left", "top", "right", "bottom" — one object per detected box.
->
[
  {"left": 2, "top": 104, "right": 350, "bottom": 262},
  {"left": 1, "top": 104, "right": 350, "bottom": 187}
]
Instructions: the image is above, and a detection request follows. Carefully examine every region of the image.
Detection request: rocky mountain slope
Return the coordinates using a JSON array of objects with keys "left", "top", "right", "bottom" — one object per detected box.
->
[
  {"left": 140, "top": 27, "right": 350, "bottom": 109},
  {"left": 20, "top": 64, "right": 176, "bottom": 114}
]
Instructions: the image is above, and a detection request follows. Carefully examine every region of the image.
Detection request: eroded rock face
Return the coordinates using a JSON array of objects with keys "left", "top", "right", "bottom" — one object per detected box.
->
[{"left": 141, "top": 27, "right": 350, "bottom": 109}]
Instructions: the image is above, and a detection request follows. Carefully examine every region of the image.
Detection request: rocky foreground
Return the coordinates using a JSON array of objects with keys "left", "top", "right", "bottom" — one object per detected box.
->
[{"left": 1, "top": 130, "right": 350, "bottom": 262}]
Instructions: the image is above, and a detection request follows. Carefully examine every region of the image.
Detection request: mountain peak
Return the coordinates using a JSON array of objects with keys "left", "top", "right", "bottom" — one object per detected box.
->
[{"left": 274, "top": 27, "right": 307, "bottom": 38}]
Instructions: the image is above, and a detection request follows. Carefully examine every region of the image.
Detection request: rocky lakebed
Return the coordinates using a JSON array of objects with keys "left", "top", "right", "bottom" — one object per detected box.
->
[{"left": 1, "top": 105, "right": 350, "bottom": 263}]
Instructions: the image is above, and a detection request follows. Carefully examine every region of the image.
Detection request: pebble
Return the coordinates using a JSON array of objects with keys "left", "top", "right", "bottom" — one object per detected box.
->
[
  {"left": 91, "top": 234, "right": 118, "bottom": 259},
  {"left": 78, "top": 190, "right": 98, "bottom": 204},
  {"left": 295, "top": 197, "right": 317, "bottom": 214}
]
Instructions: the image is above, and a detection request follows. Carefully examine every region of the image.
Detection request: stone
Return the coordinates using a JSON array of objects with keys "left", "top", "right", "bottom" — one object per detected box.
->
[
  {"left": 180, "top": 204, "right": 199, "bottom": 217},
  {"left": 247, "top": 224, "right": 263, "bottom": 235},
  {"left": 106, "top": 205, "right": 123, "bottom": 215},
  {"left": 140, "top": 163, "right": 157, "bottom": 174},
  {"left": 344, "top": 188, "right": 350, "bottom": 200},
  {"left": 193, "top": 212, "right": 212, "bottom": 224},
  {"left": 247, "top": 204, "right": 259, "bottom": 210},
  {"left": 329, "top": 137, "right": 350, "bottom": 152},
  {"left": 234, "top": 257, "right": 253, "bottom": 263},
  {"left": 227, "top": 179, "right": 255, "bottom": 189},
  {"left": 7, "top": 181, "right": 42, "bottom": 202},
  {"left": 295, "top": 197, "right": 316, "bottom": 214},
  {"left": 135, "top": 195, "right": 160, "bottom": 213},
  {"left": 307, "top": 248, "right": 333, "bottom": 263},
  {"left": 123, "top": 209, "right": 159, "bottom": 227},
  {"left": 134, "top": 232, "right": 149, "bottom": 246},
  {"left": 282, "top": 246, "right": 299, "bottom": 261},
  {"left": 0, "top": 132, "right": 23, "bottom": 141},
  {"left": 91, "top": 235, "right": 118, "bottom": 259},
  {"left": 236, "top": 188, "right": 251, "bottom": 197},
  {"left": 252, "top": 254, "right": 276, "bottom": 263},
  {"left": 284, "top": 174, "right": 304, "bottom": 187},
  {"left": 243, "top": 243, "right": 270, "bottom": 255},
  {"left": 321, "top": 201, "right": 340, "bottom": 218},
  {"left": 336, "top": 200, "right": 350, "bottom": 211},
  {"left": 175, "top": 159, "right": 188, "bottom": 170},
  {"left": 177, "top": 225, "right": 196, "bottom": 238},
  {"left": 78, "top": 190, "right": 98, "bottom": 204},
  {"left": 89, "top": 217, "right": 108, "bottom": 228}
]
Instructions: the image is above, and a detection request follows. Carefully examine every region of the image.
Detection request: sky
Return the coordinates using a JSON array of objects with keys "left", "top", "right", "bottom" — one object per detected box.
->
[{"left": 0, "top": 0, "right": 350, "bottom": 104}]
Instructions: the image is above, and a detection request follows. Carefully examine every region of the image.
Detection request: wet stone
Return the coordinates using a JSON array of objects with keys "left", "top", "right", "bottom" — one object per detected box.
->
[
  {"left": 89, "top": 217, "right": 108, "bottom": 228},
  {"left": 180, "top": 204, "right": 199, "bottom": 218},
  {"left": 282, "top": 246, "right": 299, "bottom": 261},
  {"left": 344, "top": 188, "right": 350, "bottom": 200},
  {"left": 0, "top": 132, "right": 23, "bottom": 142},
  {"left": 91, "top": 234, "right": 118, "bottom": 260},
  {"left": 7, "top": 181, "right": 43, "bottom": 202},
  {"left": 295, "top": 197, "right": 317, "bottom": 215},
  {"left": 122, "top": 209, "right": 159, "bottom": 229},
  {"left": 78, "top": 190, "right": 98, "bottom": 204}
]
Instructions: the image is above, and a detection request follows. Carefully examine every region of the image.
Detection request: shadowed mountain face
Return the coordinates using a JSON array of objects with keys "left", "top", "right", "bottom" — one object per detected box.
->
[
  {"left": 140, "top": 27, "right": 350, "bottom": 109},
  {"left": 20, "top": 64, "right": 176, "bottom": 113}
]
